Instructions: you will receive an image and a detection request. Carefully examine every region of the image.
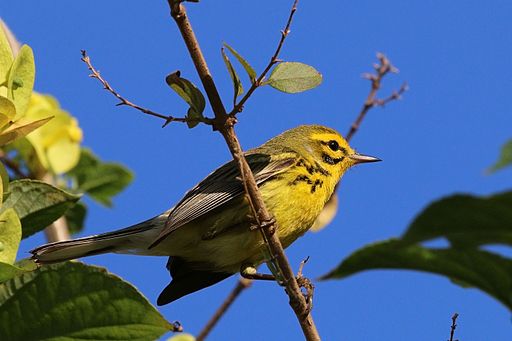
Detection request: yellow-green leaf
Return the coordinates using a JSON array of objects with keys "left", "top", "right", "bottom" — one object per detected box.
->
[
  {"left": 221, "top": 47, "right": 244, "bottom": 104},
  {"left": 267, "top": 62, "right": 322, "bottom": 93},
  {"left": 0, "top": 208, "right": 21, "bottom": 265},
  {"left": 165, "top": 71, "right": 206, "bottom": 128},
  {"left": 0, "top": 262, "right": 175, "bottom": 340},
  {"left": 487, "top": 139, "right": 512, "bottom": 174},
  {"left": 0, "top": 21, "right": 14, "bottom": 85},
  {"left": 46, "top": 138, "right": 81, "bottom": 174},
  {"left": 7, "top": 45, "right": 35, "bottom": 119},
  {"left": 0, "top": 116, "right": 53, "bottom": 146},
  {"left": 224, "top": 43, "right": 257, "bottom": 82},
  {"left": 0, "top": 95, "right": 15, "bottom": 129},
  {"left": 0, "top": 259, "right": 36, "bottom": 283},
  {"left": 167, "top": 334, "right": 196, "bottom": 341},
  {"left": 0, "top": 161, "right": 7, "bottom": 205}
]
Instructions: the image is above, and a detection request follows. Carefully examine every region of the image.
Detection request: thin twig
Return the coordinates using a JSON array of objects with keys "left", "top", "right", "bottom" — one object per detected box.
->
[
  {"left": 0, "top": 156, "right": 29, "bottom": 179},
  {"left": 229, "top": 0, "right": 299, "bottom": 116},
  {"left": 80, "top": 50, "right": 199, "bottom": 127},
  {"left": 346, "top": 52, "right": 408, "bottom": 142},
  {"left": 196, "top": 278, "right": 252, "bottom": 341},
  {"left": 167, "top": 1, "right": 320, "bottom": 340},
  {"left": 448, "top": 313, "right": 459, "bottom": 341}
]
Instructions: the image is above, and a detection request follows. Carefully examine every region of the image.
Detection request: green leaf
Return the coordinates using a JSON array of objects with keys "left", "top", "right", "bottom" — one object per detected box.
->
[
  {"left": 0, "top": 262, "right": 174, "bottom": 340},
  {"left": 402, "top": 191, "right": 512, "bottom": 247},
  {"left": 7, "top": 45, "right": 35, "bottom": 119},
  {"left": 0, "top": 258, "right": 36, "bottom": 283},
  {"left": 223, "top": 43, "right": 257, "bottom": 82},
  {"left": 321, "top": 239, "right": 512, "bottom": 311},
  {"left": 0, "top": 179, "right": 80, "bottom": 239},
  {"left": 488, "top": 139, "right": 512, "bottom": 173},
  {"left": 0, "top": 208, "right": 21, "bottom": 264},
  {"left": 0, "top": 22, "right": 14, "bottom": 84},
  {"left": 165, "top": 71, "right": 206, "bottom": 127},
  {"left": 267, "top": 62, "right": 322, "bottom": 93},
  {"left": 65, "top": 201, "right": 87, "bottom": 235},
  {"left": 221, "top": 47, "right": 244, "bottom": 104},
  {"left": 0, "top": 95, "right": 16, "bottom": 128},
  {"left": 0, "top": 116, "right": 53, "bottom": 146},
  {"left": 68, "top": 148, "right": 133, "bottom": 207}
]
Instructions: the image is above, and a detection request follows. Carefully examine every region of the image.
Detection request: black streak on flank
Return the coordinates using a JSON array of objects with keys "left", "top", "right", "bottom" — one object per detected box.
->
[
  {"left": 310, "top": 179, "right": 323, "bottom": 193},
  {"left": 322, "top": 153, "right": 344, "bottom": 165}
]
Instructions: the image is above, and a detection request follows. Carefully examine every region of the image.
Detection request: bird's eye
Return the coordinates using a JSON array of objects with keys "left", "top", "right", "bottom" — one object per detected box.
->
[{"left": 327, "top": 140, "right": 339, "bottom": 151}]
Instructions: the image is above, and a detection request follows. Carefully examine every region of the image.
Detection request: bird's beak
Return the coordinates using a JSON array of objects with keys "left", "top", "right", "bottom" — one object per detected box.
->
[{"left": 349, "top": 153, "right": 381, "bottom": 164}]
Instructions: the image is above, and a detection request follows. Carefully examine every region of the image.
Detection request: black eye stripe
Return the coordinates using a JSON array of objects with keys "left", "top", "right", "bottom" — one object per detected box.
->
[{"left": 322, "top": 153, "right": 344, "bottom": 165}]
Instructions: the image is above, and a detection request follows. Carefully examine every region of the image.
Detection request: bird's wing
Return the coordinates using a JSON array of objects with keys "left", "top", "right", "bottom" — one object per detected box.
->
[{"left": 149, "top": 153, "right": 296, "bottom": 248}]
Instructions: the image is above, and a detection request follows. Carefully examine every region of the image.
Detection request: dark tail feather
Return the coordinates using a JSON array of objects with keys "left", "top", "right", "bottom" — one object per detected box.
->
[{"left": 157, "top": 257, "right": 233, "bottom": 305}]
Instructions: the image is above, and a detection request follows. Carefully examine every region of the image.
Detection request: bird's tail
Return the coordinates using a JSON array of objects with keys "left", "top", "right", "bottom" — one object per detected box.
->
[{"left": 31, "top": 211, "right": 169, "bottom": 264}]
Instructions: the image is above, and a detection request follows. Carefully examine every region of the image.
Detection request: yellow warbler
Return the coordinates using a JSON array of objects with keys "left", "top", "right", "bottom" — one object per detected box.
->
[{"left": 32, "top": 125, "right": 379, "bottom": 305}]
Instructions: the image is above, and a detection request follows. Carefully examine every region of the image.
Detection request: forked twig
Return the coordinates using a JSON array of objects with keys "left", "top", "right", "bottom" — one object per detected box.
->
[
  {"left": 346, "top": 52, "right": 408, "bottom": 142},
  {"left": 448, "top": 313, "right": 459, "bottom": 341},
  {"left": 80, "top": 50, "right": 200, "bottom": 127}
]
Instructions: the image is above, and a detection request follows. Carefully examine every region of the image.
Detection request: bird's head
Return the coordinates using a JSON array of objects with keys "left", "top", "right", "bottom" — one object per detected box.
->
[{"left": 276, "top": 125, "right": 381, "bottom": 179}]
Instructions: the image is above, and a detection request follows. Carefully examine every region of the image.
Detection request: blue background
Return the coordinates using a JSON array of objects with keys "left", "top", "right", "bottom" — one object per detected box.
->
[{"left": 2, "top": 1, "right": 512, "bottom": 340}]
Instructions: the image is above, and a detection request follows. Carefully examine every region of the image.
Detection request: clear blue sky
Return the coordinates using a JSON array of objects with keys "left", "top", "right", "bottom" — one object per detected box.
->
[{"left": 2, "top": 1, "right": 512, "bottom": 340}]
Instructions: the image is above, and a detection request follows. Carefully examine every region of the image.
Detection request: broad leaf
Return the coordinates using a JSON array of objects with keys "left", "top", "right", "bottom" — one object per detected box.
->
[
  {"left": 0, "top": 95, "right": 16, "bottom": 128},
  {"left": 0, "top": 259, "right": 36, "bottom": 283},
  {"left": 267, "top": 62, "right": 322, "bottom": 93},
  {"left": 0, "top": 262, "right": 174, "bottom": 340},
  {"left": 402, "top": 192, "right": 512, "bottom": 247},
  {"left": 488, "top": 139, "right": 512, "bottom": 173},
  {"left": 0, "top": 116, "right": 53, "bottom": 146},
  {"left": 0, "top": 208, "right": 21, "bottom": 264},
  {"left": 0, "top": 179, "right": 80, "bottom": 239},
  {"left": 0, "top": 21, "right": 14, "bottom": 84},
  {"left": 223, "top": 43, "right": 257, "bottom": 82},
  {"left": 165, "top": 71, "right": 205, "bottom": 128},
  {"left": 65, "top": 201, "right": 87, "bottom": 235},
  {"left": 68, "top": 148, "right": 133, "bottom": 207},
  {"left": 321, "top": 239, "right": 512, "bottom": 311},
  {"left": 7, "top": 45, "right": 35, "bottom": 119},
  {"left": 221, "top": 47, "right": 243, "bottom": 104}
]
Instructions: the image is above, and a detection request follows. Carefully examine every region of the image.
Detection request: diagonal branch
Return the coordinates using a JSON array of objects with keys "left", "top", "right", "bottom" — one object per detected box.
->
[
  {"left": 167, "top": 1, "right": 320, "bottom": 340},
  {"left": 196, "top": 278, "right": 252, "bottom": 341},
  {"left": 80, "top": 50, "right": 200, "bottom": 127}
]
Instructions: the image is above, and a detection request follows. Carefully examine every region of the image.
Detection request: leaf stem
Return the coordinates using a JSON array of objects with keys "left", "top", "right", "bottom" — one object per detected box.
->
[{"left": 230, "top": 0, "right": 299, "bottom": 116}]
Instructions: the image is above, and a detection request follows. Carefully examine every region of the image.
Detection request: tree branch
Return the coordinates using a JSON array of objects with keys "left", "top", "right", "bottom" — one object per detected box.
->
[
  {"left": 230, "top": 0, "right": 298, "bottom": 116},
  {"left": 167, "top": 1, "right": 320, "bottom": 340},
  {"left": 346, "top": 52, "right": 408, "bottom": 142},
  {"left": 80, "top": 50, "right": 200, "bottom": 127},
  {"left": 196, "top": 278, "right": 252, "bottom": 341},
  {"left": 448, "top": 313, "right": 459, "bottom": 341}
]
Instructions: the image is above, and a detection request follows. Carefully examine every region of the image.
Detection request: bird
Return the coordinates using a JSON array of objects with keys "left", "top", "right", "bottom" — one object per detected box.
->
[{"left": 31, "top": 125, "right": 380, "bottom": 305}]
